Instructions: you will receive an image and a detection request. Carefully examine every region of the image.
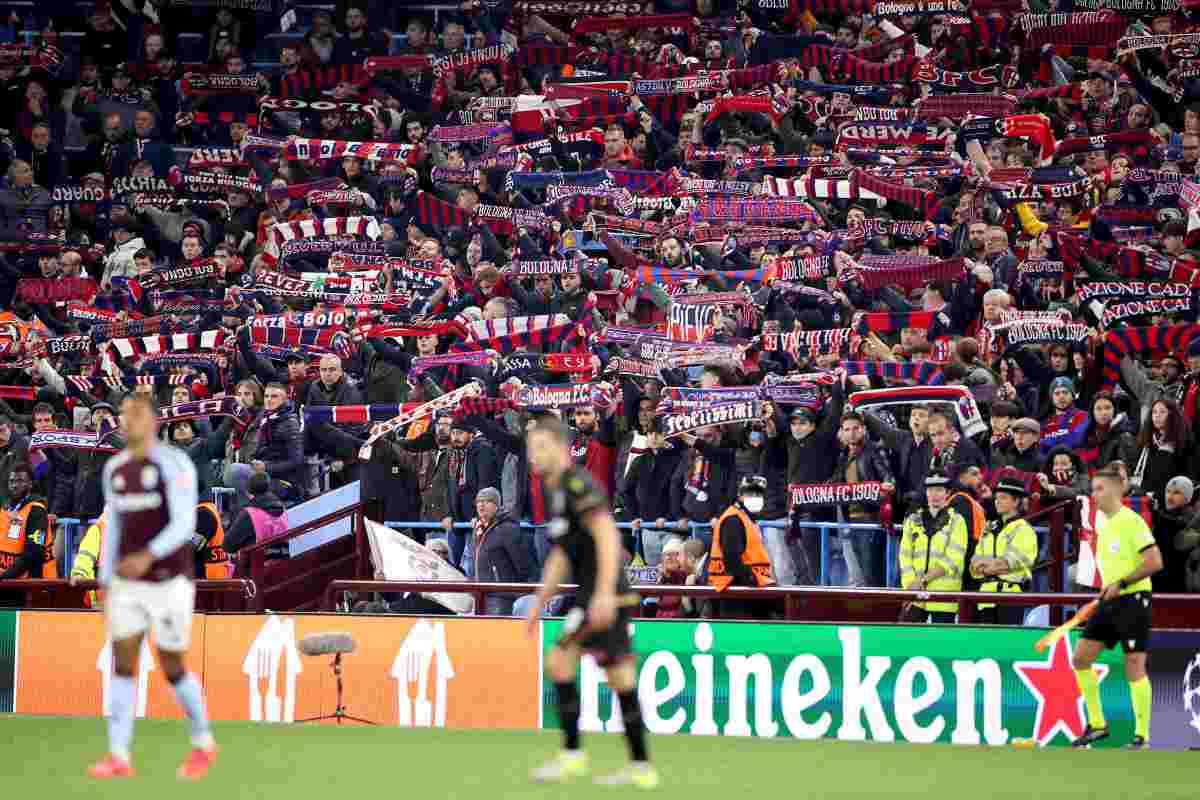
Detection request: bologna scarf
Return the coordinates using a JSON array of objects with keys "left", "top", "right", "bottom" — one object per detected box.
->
[
  {"left": 1099, "top": 324, "right": 1200, "bottom": 390},
  {"left": 15, "top": 277, "right": 98, "bottom": 304}
]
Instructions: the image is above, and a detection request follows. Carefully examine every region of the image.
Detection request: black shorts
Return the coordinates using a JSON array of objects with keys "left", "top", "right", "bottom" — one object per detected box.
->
[
  {"left": 556, "top": 605, "right": 635, "bottom": 667},
  {"left": 1081, "top": 592, "right": 1152, "bottom": 653}
]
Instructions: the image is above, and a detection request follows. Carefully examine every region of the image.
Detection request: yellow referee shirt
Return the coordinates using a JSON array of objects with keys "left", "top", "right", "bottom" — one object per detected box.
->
[{"left": 1096, "top": 506, "right": 1156, "bottom": 595}]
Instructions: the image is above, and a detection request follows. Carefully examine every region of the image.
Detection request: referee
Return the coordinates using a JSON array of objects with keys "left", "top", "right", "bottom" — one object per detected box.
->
[{"left": 1072, "top": 465, "right": 1163, "bottom": 749}]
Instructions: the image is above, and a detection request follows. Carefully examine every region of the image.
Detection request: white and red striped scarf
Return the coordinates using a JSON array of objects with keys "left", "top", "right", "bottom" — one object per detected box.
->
[
  {"left": 110, "top": 330, "right": 227, "bottom": 360},
  {"left": 762, "top": 175, "right": 884, "bottom": 203},
  {"left": 267, "top": 215, "right": 380, "bottom": 261}
]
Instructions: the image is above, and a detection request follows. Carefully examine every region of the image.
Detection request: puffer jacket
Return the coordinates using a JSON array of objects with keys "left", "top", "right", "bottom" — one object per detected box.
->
[{"left": 304, "top": 377, "right": 366, "bottom": 458}]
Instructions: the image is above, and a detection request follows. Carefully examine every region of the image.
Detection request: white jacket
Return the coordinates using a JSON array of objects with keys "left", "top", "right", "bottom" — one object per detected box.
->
[{"left": 101, "top": 236, "right": 146, "bottom": 287}]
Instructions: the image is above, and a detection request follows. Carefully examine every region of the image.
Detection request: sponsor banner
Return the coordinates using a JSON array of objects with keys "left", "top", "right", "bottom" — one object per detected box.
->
[
  {"left": 15, "top": 611, "right": 188, "bottom": 718},
  {"left": 1147, "top": 629, "right": 1200, "bottom": 751},
  {"left": 541, "top": 621, "right": 1158, "bottom": 747},
  {"left": 12, "top": 611, "right": 537, "bottom": 729},
  {"left": 0, "top": 610, "right": 14, "bottom": 713}
]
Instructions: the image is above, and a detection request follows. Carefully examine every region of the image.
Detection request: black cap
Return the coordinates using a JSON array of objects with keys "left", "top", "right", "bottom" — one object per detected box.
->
[
  {"left": 993, "top": 477, "right": 1029, "bottom": 498},
  {"left": 739, "top": 475, "right": 768, "bottom": 495},
  {"left": 925, "top": 471, "right": 951, "bottom": 488}
]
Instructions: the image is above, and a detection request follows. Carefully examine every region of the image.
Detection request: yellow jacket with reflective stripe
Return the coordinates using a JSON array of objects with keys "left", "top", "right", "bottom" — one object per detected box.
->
[
  {"left": 899, "top": 506, "right": 969, "bottom": 613},
  {"left": 971, "top": 515, "right": 1038, "bottom": 610}
]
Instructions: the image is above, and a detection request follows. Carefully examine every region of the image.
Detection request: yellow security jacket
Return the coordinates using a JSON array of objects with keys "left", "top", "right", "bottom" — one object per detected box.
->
[
  {"left": 971, "top": 515, "right": 1038, "bottom": 610},
  {"left": 899, "top": 506, "right": 969, "bottom": 613}
]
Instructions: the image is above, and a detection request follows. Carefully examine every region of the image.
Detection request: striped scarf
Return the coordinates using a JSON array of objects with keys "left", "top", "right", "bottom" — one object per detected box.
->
[
  {"left": 851, "top": 169, "right": 942, "bottom": 219},
  {"left": 762, "top": 175, "right": 884, "bottom": 203},
  {"left": 305, "top": 404, "right": 425, "bottom": 424},
  {"left": 249, "top": 325, "right": 346, "bottom": 356},
  {"left": 110, "top": 330, "right": 227, "bottom": 360},
  {"left": 667, "top": 304, "right": 717, "bottom": 343},
  {"left": 269, "top": 216, "right": 379, "bottom": 251},
  {"left": 1099, "top": 324, "right": 1200, "bottom": 391},
  {"left": 451, "top": 314, "right": 583, "bottom": 355},
  {"left": 358, "top": 382, "right": 483, "bottom": 459},
  {"left": 841, "top": 360, "right": 946, "bottom": 385},
  {"left": 847, "top": 385, "right": 987, "bottom": 438},
  {"left": 62, "top": 372, "right": 206, "bottom": 399}
]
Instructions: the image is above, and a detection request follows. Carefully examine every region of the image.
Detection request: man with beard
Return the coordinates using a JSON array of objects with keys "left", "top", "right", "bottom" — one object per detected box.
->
[
  {"left": 442, "top": 419, "right": 499, "bottom": 568},
  {"left": 332, "top": 5, "right": 390, "bottom": 66},
  {"left": 398, "top": 412, "right": 456, "bottom": 543},
  {"left": 1040, "top": 376, "right": 1091, "bottom": 455},
  {"left": 304, "top": 355, "right": 367, "bottom": 489},
  {"left": 570, "top": 402, "right": 619, "bottom": 501}
]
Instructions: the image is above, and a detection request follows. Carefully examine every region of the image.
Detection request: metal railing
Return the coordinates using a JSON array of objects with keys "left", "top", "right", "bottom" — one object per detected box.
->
[
  {"left": 241, "top": 500, "right": 370, "bottom": 611},
  {"left": 321, "top": 580, "right": 1200, "bottom": 625},
  {"left": 0, "top": 578, "right": 257, "bottom": 611},
  {"left": 385, "top": 518, "right": 900, "bottom": 587}
]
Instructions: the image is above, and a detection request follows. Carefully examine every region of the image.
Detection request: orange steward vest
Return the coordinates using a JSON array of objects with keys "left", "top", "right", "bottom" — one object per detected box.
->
[
  {"left": 0, "top": 499, "right": 53, "bottom": 578},
  {"left": 198, "top": 502, "right": 229, "bottom": 579},
  {"left": 707, "top": 503, "right": 776, "bottom": 591}
]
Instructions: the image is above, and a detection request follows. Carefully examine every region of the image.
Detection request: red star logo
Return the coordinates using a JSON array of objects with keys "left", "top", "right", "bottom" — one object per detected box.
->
[{"left": 1013, "top": 635, "right": 1109, "bottom": 746}]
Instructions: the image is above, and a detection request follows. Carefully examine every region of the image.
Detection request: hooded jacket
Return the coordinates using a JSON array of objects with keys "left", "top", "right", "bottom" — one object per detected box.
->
[
  {"left": 101, "top": 235, "right": 147, "bottom": 286},
  {"left": 224, "top": 491, "right": 288, "bottom": 555}
]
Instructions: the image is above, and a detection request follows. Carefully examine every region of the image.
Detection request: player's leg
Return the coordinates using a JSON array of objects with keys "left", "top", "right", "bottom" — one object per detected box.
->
[
  {"left": 153, "top": 578, "right": 217, "bottom": 779},
  {"left": 89, "top": 581, "right": 147, "bottom": 777},
  {"left": 533, "top": 641, "right": 588, "bottom": 783},
  {"left": 1071, "top": 635, "right": 1110, "bottom": 746},
  {"left": 1121, "top": 594, "right": 1153, "bottom": 749},
  {"left": 594, "top": 655, "right": 658, "bottom": 789}
]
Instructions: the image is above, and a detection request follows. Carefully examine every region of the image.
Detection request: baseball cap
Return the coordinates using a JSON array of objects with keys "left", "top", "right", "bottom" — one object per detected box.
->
[{"left": 790, "top": 407, "right": 817, "bottom": 423}]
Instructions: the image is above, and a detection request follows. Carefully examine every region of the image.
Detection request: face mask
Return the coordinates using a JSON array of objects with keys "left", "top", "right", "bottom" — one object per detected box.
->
[
  {"left": 749, "top": 430, "right": 764, "bottom": 447},
  {"left": 742, "top": 495, "right": 764, "bottom": 514}
]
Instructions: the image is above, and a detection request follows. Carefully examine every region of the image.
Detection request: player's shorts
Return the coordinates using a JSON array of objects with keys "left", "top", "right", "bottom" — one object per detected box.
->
[
  {"left": 1081, "top": 591, "right": 1151, "bottom": 653},
  {"left": 557, "top": 605, "right": 635, "bottom": 667},
  {"left": 106, "top": 576, "right": 196, "bottom": 652}
]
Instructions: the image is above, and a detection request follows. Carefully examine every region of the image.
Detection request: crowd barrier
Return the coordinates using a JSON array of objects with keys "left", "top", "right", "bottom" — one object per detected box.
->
[
  {"left": 0, "top": 579, "right": 258, "bottom": 612},
  {"left": 386, "top": 519, "right": 902, "bottom": 588},
  {"left": 2, "top": 609, "right": 1197, "bottom": 751}
]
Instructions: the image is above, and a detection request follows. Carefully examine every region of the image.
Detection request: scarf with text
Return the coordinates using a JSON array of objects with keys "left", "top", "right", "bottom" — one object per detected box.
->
[
  {"left": 790, "top": 481, "right": 884, "bottom": 510},
  {"left": 110, "top": 330, "right": 228, "bottom": 360},
  {"left": 849, "top": 256, "right": 966, "bottom": 291},
  {"left": 450, "top": 314, "right": 584, "bottom": 355},
  {"left": 660, "top": 400, "right": 761, "bottom": 439},
  {"left": 15, "top": 277, "right": 98, "bottom": 304},
  {"left": 284, "top": 137, "right": 418, "bottom": 163},
  {"left": 761, "top": 329, "right": 854, "bottom": 356}
]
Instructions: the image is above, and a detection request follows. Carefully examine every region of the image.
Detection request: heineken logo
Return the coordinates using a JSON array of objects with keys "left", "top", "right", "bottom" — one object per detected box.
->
[{"left": 550, "top": 622, "right": 1121, "bottom": 746}]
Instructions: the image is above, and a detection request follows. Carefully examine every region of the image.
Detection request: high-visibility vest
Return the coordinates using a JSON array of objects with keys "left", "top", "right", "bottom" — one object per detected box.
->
[
  {"left": 72, "top": 516, "right": 106, "bottom": 608},
  {"left": 950, "top": 491, "right": 987, "bottom": 541},
  {"left": 972, "top": 515, "right": 1038, "bottom": 611},
  {"left": 708, "top": 503, "right": 777, "bottom": 592},
  {"left": 898, "top": 507, "right": 968, "bottom": 613},
  {"left": 198, "top": 502, "right": 229, "bottom": 579},
  {"left": 0, "top": 499, "right": 53, "bottom": 578}
]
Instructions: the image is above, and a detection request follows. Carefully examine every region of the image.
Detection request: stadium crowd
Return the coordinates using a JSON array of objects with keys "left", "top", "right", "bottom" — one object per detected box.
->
[{"left": 3, "top": 0, "right": 1200, "bottom": 617}]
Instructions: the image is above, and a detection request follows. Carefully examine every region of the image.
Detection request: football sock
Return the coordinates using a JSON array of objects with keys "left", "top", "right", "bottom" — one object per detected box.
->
[
  {"left": 554, "top": 681, "right": 581, "bottom": 751},
  {"left": 617, "top": 689, "right": 649, "bottom": 762},
  {"left": 170, "top": 672, "right": 214, "bottom": 749},
  {"left": 108, "top": 674, "right": 137, "bottom": 762},
  {"left": 1075, "top": 667, "right": 1107, "bottom": 729},
  {"left": 1129, "top": 676, "right": 1151, "bottom": 740}
]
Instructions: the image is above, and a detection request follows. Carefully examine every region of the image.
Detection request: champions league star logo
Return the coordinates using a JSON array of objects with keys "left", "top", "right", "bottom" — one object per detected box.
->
[{"left": 1184, "top": 653, "right": 1200, "bottom": 737}]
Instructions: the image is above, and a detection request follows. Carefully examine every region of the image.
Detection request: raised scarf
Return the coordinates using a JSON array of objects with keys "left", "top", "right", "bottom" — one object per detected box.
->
[
  {"left": 110, "top": 330, "right": 228, "bottom": 360},
  {"left": 283, "top": 137, "right": 418, "bottom": 163},
  {"left": 15, "top": 277, "right": 98, "bottom": 304}
]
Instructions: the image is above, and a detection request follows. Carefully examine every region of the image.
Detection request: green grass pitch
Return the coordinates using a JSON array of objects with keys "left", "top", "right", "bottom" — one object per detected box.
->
[{"left": 1, "top": 716, "right": 1194, "bottom": 799}]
